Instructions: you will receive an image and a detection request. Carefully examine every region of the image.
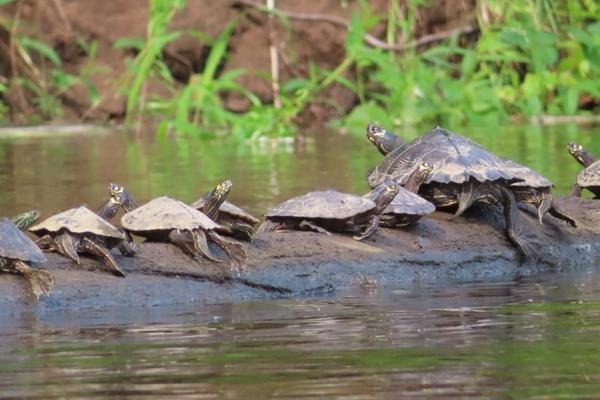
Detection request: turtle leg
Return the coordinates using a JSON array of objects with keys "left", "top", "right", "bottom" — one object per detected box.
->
[
  {"left": 547, "top": 195, "right": 577, "bottom": 227},
  {"left": 453, "top": 181, "right": 475, "bottom": 218},
  {"left": 497, "top": 186, "right": 536, "bottom": 261},
  {"left": 191, "top": 230, "right": 222, "bottom": 263},
  {"left": 81, "top": 237, "right": 126, "bottom": 277},
  {"left": 536, "top": 193, "right": 552, "bottom": 225},
  {"left": 35, "top": 235, "right": 54, "bottom": 251},
  {"left": 53, "top": 232, "right": 80, "bottom": 265},
  {"left": 11, "top": 260, "right": 54, "bottom": 299},
  {"left": 168, "top": 229, "right": 201, "bottom": 259},
  {"left": 570, "top": 184, "right": 582, "bottom": 197},
  {"left": 256, "top": 220, "right": 284, "bottom": 234},
  {"left": 299, "top": 220, "right": 332, "bottom": 235},
  {"left": 207, "top": 231, "right": 247, "bottom": 271},
  {"left": 353, "top": 215, "right": 379, "bottom": 241},
  {"left": 231, "top": 222, "right": 255, "bottom": 242},
  {"left": 117, "top": 231, "right": 137, "bottom": 257}
]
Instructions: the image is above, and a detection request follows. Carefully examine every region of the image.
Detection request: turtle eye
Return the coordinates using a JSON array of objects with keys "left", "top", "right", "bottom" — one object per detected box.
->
[{"left": 114, "top": 195, "right": 123, "bottom": 203}]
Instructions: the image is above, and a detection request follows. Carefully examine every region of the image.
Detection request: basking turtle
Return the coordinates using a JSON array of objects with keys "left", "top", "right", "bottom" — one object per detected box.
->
[
  {"left": 567, "top": 142, "right": 600, "bottom": 198},
  {"left": 367, "top": 126, "right": 536, "bottom": 259},
  {"left": 379, "top": 163, "right": 436, "bottom": 227},
  {"left": 367, "top": 124, "right": 575, "bottom": 227},
  {"left": 366, "top": 124, "right": 406, "bottom": 156},
  {"left": 0, "top": 213, "right": 53, "bottom": 299},
  {"left": 121, "top": 196, "right": 246, "bottom": 270},
  {"left": 30, "top": 206, "right": 128, "bottom": 277},
  {"left": 257, "top": 181, "right": 400, "bottom": 240},
  {"left": 190, "top": 180, "right": 260, "bottom": 241}
]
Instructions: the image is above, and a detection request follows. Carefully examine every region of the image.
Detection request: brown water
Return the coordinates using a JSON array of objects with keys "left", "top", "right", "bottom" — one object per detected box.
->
[{"left": 1, "top": 124, "right": 600, "bottom": 398}]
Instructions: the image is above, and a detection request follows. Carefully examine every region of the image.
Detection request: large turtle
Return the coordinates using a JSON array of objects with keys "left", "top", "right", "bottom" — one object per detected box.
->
[
  {"left": 0, "top": 212, "right": 53, "bottom": 299},
  {"left": 567, "top": 142, "right": 600, "bottom": 198},
  {"left": 190, "top": 180, "right": 260, "bottom": 241},
  {"left": 367, "top": 124, "right": 575, "bottom": 227},
  {"left": 367, "top": 126, "right": 537, "bottom": 259},
  {"left": 30, "top": 206, "right": 128, "bottom": 277},
  {"left": 379, "top": 163, "right": 436, "bottom": 227},
  {"left": 257, "top": 181, "right": 400, "bottom": 240},
  {"left": 121, "top": 196, "right": 246, "bottom": 270}
]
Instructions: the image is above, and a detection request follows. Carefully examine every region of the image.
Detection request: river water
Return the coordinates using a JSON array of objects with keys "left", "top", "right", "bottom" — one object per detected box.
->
[{"left": 1, "top": 124, "right": 599, "bottom": 398}]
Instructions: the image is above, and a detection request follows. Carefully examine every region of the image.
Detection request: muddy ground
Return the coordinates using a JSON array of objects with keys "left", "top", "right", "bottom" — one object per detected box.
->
[
  {"left": 0, "top": 0, "right": 476, "bottom": 123},
  {"left": 1, "top": 195, "right": 599, "bottom": 315}
]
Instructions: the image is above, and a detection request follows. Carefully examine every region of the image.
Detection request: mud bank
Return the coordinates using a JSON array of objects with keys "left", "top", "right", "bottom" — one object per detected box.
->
[{"left": 1, "top": 196, "right": 599, "bottom": 315}]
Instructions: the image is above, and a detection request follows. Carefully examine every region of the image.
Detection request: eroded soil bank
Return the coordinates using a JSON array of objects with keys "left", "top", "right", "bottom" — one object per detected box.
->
[{"left": 1, "top": 196, "right": 599, "bottom": 315}]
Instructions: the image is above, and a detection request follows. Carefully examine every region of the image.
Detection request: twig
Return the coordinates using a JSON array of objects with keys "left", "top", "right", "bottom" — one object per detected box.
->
[
  {"left": 51, "top": 0, "right": 72, "bottom": 33},
  {"left": 267, "top": 0, "right": 281, "bottom": 108},
  {"left": 530, "top": 115, "right": 600, "bottom": 125},
  {"left": 234, "top": 0, "right": 478, "bottom": 52}
]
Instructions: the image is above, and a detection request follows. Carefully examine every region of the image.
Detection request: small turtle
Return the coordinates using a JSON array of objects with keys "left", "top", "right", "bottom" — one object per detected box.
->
[
  {"left": 379, "top": 162, "right": 436, "bottom": 227},
  {"left": 191, "top": 180, "right": 260, "bottom": 241},
  {"left": 121, "top": 196, "right": 246, "bottom": 270},
  {"left": 257, "top": 181, "right": 400, "bottom": 240},
  {"left": 0, "top": 213, "right": 53, "bottom": 299},
  {"left": 366, "top": 124, "right": 406, "bottom": 156},
  {"left": 30, "top": 206, "right": 128, "bottom": 277},
  {"left": 567, "top": 142, "right": 600, "bottom": 198},
  {"left": 367, "top": 126, "right": 536, "bottom": 259}
]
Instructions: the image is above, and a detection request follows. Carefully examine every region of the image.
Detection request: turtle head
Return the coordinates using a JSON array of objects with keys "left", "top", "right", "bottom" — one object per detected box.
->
[
  {"left": 366, "top": 124, "right": 404, "bottom": 156},
  {"left": 567, "top": 142, "right": 586, "bottom": 163},
  {"left": 11, "top": 209, "right": 41, "bottom": 231},
  {"left": 366, "top": 180, "right": 400, "bottom": 214},
  {"left": 109, "top": 183, "right": 124, "bottom": 197},
  {"left": 404, "top": 162, "right": 433, "bottom": 193},
  {"left": 203, "top": 180, "right": 233, "bottom": 220}
]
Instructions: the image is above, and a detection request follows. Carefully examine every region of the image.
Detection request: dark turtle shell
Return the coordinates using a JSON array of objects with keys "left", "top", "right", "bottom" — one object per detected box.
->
[
  {"left": 0, "top": 218, "right": 45, "bottom": 263},
  {"left": 190, "top": 198, "right": 259, "bottom": 225},
  {"left": 384, "top": 188, "right": 435, "bottom": 216},
  {"left": 577, "top": 160, "right": 600, "bottom": 188},
  {"left": 503, "top": 159, "right": 553, "bottom": 188},
  {"left": 29, "top": 206, "right": 124, "bottom": 240},
  {"left": 264, "top": 190, "right": 375, "bottom": 220},
  {"left": 368, "top": 127, "right": 523, "bottom": 187},
  {"left": 122, "top": 196, "right": 219, "bottom": 232}
]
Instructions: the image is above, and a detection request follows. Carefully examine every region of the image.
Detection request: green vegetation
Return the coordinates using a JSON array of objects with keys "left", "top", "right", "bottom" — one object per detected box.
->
[{"left": 0, "top": 0, "right": 598, "bottom": 137}]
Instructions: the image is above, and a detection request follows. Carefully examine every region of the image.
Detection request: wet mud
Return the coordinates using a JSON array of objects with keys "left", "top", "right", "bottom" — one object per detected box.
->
[{"left": 1, "top": 196, "right": 599, "bottom": 315}]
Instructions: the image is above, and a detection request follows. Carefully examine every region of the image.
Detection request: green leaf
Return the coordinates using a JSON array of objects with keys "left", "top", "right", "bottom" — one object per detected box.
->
[
  {"left": 113, "top": 37, "right": 146, "bottom": 50},
  {"left": 19, "top": 37, "right": 61, "bottom": 66}
]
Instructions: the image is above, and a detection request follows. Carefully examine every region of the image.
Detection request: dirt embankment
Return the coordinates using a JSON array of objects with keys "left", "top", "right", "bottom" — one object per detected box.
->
[
  {"left": 1, "top": 196, "right": 599, "bottom": 315},
  {"left": 0, "top": 0, "right": 475, "bottom": 124}
]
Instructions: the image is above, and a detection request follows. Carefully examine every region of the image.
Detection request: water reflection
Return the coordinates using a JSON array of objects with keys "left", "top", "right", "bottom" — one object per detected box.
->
[
  {"left": 0, "top": 271, "right": 599, "bottom": 397},
  {"left": 1, "top": 124, "right": 599, "bottom": 217}
]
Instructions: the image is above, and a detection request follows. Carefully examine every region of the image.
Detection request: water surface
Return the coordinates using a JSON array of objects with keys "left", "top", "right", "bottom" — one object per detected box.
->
[{"left": 1, "top": 123, "right": 600, "bottom": 398}]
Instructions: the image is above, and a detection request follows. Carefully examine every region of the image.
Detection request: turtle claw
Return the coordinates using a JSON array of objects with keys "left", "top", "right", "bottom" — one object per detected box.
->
[
  {"left": 208, "top": 231, "right": 247, "bottom": 271},
  {"left": 12, "top": 260, "right": 54, "bottom": 299}
]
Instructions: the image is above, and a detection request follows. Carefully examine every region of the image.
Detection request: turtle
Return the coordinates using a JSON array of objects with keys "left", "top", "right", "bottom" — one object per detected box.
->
[
  {"left": 366, "top": 123, "right": 406, "bottom": 156},
  {"left": 190, "top": 180, "right": 260, "bottom": 241},
  {"left": 30, "top": 206, "right": 128, "bottom": 277},
  {"left": 120, "top": 196, "right": 247, "bottom": 271},
  {"left": 566, "top": 142, "right": 600, "bottom": 198},
  {"left": 257, "top": 180, "right": 400, "bottom": 240},
  {"left": 379, "top": 162, "right": 436, "bottom": 227},
  {"left": 0, "top": 213, "right": 53, "bottom": 299},
  {"left": 367, "top": 123, "right": 575, "bottom": 227},
  {"left": 367, "top": 126, "right": 536, "bottom": 259}
]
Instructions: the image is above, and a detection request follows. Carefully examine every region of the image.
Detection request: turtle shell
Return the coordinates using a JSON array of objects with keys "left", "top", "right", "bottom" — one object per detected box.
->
[
  {"left": 384, "top": 188, "right": 435, "bottom": 216},
  {"left": 265, "top": 190, "right": 375, "bottom": 220},
  {"left": 577, "top": 160, "right": 600, "bottom": 187},
  {"left": 122, "top": 196, "right": 219, "bottom": 232},
  {"left": 503, "top": 159, "right": 553, "bottom": 188},
  {"left": 190, "top": 198, "right": 259, "bottom": 225},
  {"left": 0, "top": 218, "right": 45, "bottom": 262},
  {"left": 29, "top": 206, "right": 124, "bottom": 240},
  {"left": 368, "top": 127, "right": 523, "bottom": 187}
]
